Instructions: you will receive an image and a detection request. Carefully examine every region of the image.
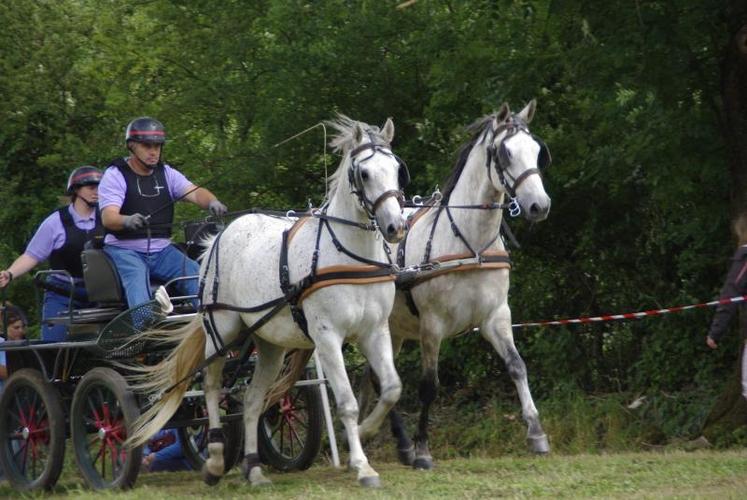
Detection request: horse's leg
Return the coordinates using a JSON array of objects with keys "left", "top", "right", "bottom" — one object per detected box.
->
[
  {"left": 357, "top": 336, "right": 414, "bottom": 465},
  {"left": 357, "top": 324, "right": 402, "bottom": 442},
  {"left": 412, "top": 320, "right": 443, "bottom": 470},
  {"left": 202, "top": 356, "right": 227, "bottom": 485},
  {"left": 480, "top": 302, "right": 550, "bottom": 454},
  {"left": 241, "top": 337, "right": 286, "bottom": 487},
  {"left": 314, "top": 329, "right": 380, "bottom": 487},
  {"left": 357, "top": 364, "right": 377, "bottom": 422}
]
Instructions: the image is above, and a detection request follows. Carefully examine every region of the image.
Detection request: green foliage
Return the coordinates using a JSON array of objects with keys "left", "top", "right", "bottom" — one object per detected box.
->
[{"left": 0, "top": 1, "right": 745, "bottom": 413}]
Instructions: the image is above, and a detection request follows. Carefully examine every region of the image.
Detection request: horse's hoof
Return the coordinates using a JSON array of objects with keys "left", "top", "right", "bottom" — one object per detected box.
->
[
  {"left": 248, "top": 466, "right": 273, "bottom": 487},
  {"left": 527, "top": 434, "right": 550, "bottom": 454},
  {"left": 398, "top": 445, "right": 415, "bottom": 466},
  {"left": 359, "top": 475, "right": 381, "bottom": 488},
  {"left": 413, "top": 457, "right": 433, "bottom": 470},
  {"left": 202, "top": 470, "right": 222, "bottom": 486}
]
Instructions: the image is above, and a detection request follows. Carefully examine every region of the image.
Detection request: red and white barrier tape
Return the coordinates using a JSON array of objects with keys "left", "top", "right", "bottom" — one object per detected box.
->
[{"left": 510, "top": 295, "right": 747, "bottom": 329}]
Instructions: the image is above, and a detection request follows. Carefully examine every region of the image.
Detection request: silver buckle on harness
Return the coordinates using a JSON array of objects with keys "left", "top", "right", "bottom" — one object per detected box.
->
[{"left": 508, "top": 197, "right": 521, "bottom": 217}]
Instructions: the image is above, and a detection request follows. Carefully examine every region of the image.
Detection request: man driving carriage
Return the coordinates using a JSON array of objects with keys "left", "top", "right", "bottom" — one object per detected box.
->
[
  {"left": 98, "top": 117, "right": 228, "bottom": 318},
  {"left": 0, "top": 166, "right": 104, "bottom": 341}
]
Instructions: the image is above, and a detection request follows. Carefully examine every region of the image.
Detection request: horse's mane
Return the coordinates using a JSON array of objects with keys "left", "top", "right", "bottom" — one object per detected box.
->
[
  {"left": 440, "top": 112, "right": 507, "bottom": 204},
  {"left": 325, "top": 114, "right": 388, "bottom": 198}
]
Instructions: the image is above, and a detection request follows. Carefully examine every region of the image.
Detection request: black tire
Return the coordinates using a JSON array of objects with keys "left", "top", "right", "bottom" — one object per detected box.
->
[
  {"left": 258, "top": 383, "right": 323, "bottom": 471},
  {"left": 177, "top": 394, "right": 244, "bottom": 473},
  {"left": 70, "top": 367, "right": 142, "bottom": 489},
  {"left": 0, "top": 369, "right": 66, "bottom": 491}
]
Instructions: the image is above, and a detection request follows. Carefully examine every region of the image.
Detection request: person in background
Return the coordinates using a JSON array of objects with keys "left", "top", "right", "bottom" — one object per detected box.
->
[
  {"left": 0, "top": 303, "right": 28, "bottom": 481},
  {"left": 141, "top": 428, "right": 192, "bottom": 473},
  {"left": 0, "top": 304, "right": 29, "bottom": 388},
  {"left": 706, "top": 213, "right": 747, "bottom": 402},
  {"left": 98, "top": 117, "right": 227, "bottom": 319},
  {"left": 0, "top": 167, "right": 103, "bottom": 341}
]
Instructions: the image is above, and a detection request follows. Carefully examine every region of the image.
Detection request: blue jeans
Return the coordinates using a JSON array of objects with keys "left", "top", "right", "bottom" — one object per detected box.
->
[
  {"left": 103, "top": 244, "right": 200, "bottom": 310},
  {"left": 42, "top": 278, "right": 92, "bottom": 342}
]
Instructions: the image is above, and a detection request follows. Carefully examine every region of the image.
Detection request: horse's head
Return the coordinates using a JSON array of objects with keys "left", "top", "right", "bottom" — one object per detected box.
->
[
  {"left": 485, "top": 101, "right": 552, "bottom": 222},
  {"left": 329, "top": 116, "right": 408, "bottom": 243}
]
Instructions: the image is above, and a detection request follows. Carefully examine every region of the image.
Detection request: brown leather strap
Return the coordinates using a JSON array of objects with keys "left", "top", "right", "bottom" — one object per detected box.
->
[
  {"left": 298, "top": 264, "right": 395, "bottom": 304},
  {"left": 287, "top": 216, "right": 311, "bottom": 244},
  {"left": 404, "top": 249, "right": 511, "bottom": 288}
]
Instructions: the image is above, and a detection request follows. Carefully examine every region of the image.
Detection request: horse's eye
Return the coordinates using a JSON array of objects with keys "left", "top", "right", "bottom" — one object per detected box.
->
[{"left": 360, "top": 170, "right": 369, "bottom": 181}]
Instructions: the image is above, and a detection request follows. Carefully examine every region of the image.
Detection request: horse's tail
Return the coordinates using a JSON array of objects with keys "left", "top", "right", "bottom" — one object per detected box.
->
[
  {"left": 264, "top": 348, "right": 314, "bottom": 411},
  {"left": 126, "top": 316, "right": 206, "bottom": 447}
]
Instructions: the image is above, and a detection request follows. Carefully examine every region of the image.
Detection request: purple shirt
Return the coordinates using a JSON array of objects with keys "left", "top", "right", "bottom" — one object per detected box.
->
[
  {"left": 25, "top": 205, "right": 97, "bottom": 262},
  {"left": 98, "top": 160, "right": 193, "bottom": 252}
]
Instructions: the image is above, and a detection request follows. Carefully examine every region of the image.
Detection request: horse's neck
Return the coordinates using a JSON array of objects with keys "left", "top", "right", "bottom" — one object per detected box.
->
[
  {"left": 435, "top": 146, "right": 505, "bottom": 254},
  {"left": 322, "top": 182, "right": 383, "bottom": 263}
]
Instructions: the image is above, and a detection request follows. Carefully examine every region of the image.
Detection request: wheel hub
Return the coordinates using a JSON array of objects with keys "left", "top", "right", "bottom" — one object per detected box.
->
[
  {"left": 98, "top": 427, "right": 108, "bottom": 440},
  {"left": 21, "top": 426, "right": 30, "bottom": 440}
]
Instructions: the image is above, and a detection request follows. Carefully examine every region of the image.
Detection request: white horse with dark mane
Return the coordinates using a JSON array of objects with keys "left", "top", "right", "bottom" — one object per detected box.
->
[
  {"left": 359, "top": 101, "right": 552, "bottom": 469},
  {"left": 128, "top": 116, "right": 409, "bottom": 488}
]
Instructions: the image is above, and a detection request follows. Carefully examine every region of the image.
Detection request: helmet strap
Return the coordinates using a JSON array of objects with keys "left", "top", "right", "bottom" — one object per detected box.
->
[{"left": 72, "top": 192, "right": 98, "bottom": 212}]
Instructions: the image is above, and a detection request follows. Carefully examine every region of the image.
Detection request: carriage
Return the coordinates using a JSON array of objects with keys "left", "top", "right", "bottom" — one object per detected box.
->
[
  {"left": 0, "top": 222, "right": 324, "bottom": 491},
  {"left": 0, "top": 106, "right": 552, "bottom": 491}
]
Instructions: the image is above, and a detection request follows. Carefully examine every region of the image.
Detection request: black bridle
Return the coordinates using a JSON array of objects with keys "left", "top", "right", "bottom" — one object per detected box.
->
[
  {"left": 485, "top": 116, "right": 552, "bottom": 200},
  {"left": 348, "top": 141, "right": 409, "bottom": 218}
]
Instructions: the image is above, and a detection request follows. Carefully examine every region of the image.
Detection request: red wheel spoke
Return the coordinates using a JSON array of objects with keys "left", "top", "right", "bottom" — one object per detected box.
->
[
  {"left": 14, "top": 398, "right": 27, "bottom": 427},
  {"left": 100, "top": 440, "right": 107, "bottom": 478},
  {"left": 88, "top": 435, "right": 99, "bottom": 448},
  {"left": 288, "top": 421, "right": 305, "bottom": 450},
  {"left": 87, "top": 397, "right": 101, "bottom": 426},
  {"left": 92, "top": 439, "right": 105, "bottom": 467},
  {"left": 20, "top": 436, "right": 29, "bottom": 474}
]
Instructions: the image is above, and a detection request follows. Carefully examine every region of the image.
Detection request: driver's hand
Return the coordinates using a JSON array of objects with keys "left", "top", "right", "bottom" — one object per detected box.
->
[
  {"left": 122, "top": 213, "right": 147, "bottom": 231},
  {"left": 208, "top": 200, "right": 228, "bottom": 216},
  {"left": 0, "top": 270, "right": 12, "bottom": 288}
]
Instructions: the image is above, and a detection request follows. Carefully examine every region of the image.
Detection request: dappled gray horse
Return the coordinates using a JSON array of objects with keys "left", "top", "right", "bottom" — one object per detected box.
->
[
  {"left": 359, "top": 101, "right": 552, "bottom": 469},
  {"left": 129, "top": 115, "right": 409, "bottom": 488}
]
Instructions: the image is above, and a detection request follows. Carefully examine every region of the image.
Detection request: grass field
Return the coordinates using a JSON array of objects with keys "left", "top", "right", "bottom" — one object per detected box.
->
[{"left": 2, "top": 449, "right": 745, "bottom": 499}]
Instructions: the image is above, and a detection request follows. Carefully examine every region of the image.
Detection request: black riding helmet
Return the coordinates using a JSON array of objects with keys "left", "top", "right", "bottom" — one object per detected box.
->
[
  {"left": 66, "top": 165, "right": 102, "bottom": 194},
  {"left": 125, "top": 117, "right": 166, "bottom": 144}
]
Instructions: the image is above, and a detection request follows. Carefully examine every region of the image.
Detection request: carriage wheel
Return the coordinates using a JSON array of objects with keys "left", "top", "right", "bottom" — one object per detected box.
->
[
  {"left": 0, "top": 369, "right": 65, "bottom": 491},
  {"left": 70, "top": 367, "right": 142, "bottom": 489},
  {"left": 177, "top": 394, "right": 244, "bottom": 473},
  {"left": 258, "top": 383, "right": 323, "bottom": 471}
]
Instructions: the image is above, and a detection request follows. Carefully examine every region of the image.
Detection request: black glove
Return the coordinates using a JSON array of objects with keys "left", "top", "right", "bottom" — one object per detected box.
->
[
  {"left": 122, "top": 213, "right": 147, "bottom": 231},
  {"left": 208, "top": 200, "right": 228, "bottom": 216}
]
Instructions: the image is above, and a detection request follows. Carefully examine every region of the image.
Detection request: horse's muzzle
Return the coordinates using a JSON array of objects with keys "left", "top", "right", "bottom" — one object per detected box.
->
[{"left": 384, "top": 220, "right": 407, "bottom": 243}]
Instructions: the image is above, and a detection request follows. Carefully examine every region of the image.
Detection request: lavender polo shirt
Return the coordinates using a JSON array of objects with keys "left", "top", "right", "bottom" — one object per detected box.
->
[
  {"left": 25, "top": 205, "right": 97, "bottom": 262},
  {"left": 98, "top": 161, "right": 192, "bottom": 253}
]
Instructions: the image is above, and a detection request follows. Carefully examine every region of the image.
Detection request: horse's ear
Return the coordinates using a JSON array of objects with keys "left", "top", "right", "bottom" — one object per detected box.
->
[
  {"left": 496, "top": 103, "right": 510, "bottom": 122},
  {"left": 517, "top": 99, "right": 537, "bottom": 123},
  {"left": 381, "top": 117, "right": 395, "bottom": 144},
  {"left": 353, "top": 123, "right": 364, "bottom": 144}
]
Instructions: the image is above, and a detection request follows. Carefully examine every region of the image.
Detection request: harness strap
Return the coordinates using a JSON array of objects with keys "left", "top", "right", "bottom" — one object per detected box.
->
[
  {"left": 298, "top": 265, "right": 395, "bottom": 304},
  {"left": 322, "top": 218, "right": 394, "bottom": 269},
  {"left": 445, "top": 206, "right": 478, "bottom": 257},
  {"left": 396, "top": 250, "right": 511, "bottom": 292}
]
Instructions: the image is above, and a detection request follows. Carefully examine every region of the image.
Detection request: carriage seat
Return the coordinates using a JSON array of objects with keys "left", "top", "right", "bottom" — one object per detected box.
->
[
  {"left": 81, "top": 248, "right": 125, "bottom": 306},
  {"left": 80, "top": 248, "right": 198, "bottom": 314}
]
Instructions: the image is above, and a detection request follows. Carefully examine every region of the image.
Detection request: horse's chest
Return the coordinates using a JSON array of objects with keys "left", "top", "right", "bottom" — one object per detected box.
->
[
  {"left": 304, "top": 283, "right": 394, "bottom": 331},
  {"left": 395, "top": 271, "right": 508, "bottom": 338}
]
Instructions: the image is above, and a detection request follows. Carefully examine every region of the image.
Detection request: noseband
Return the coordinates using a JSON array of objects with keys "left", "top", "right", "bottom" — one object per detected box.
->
[
  {"left": 485, "top": 116, "right": 551, "bottom": 199},
  {"left": 348, "top": 142, "right": 408, "bottom": 218}
]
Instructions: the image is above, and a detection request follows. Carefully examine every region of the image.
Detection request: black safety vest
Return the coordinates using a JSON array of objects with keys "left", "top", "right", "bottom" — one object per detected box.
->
[
  {"left": 107, "top": 158, "right": 174, "bottom": 240},
  {"left": 48, "top": 206, "right": 104, "bottom": 278}
]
